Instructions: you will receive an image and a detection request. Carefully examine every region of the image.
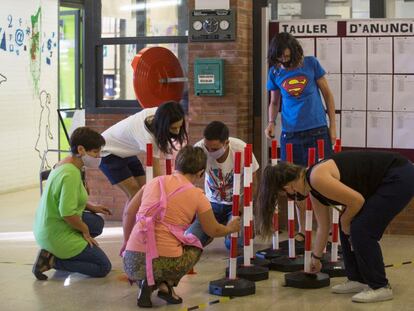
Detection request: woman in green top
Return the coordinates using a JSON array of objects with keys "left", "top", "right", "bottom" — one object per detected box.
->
[{"left": 33, "top": 127, "right": 112, "bottom": 280}]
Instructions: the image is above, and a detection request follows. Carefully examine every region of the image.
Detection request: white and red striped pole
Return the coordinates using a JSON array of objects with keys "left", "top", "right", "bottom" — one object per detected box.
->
[
  {"left": 331, "top": 139, "right": 342, "bottom": 262},
  {"left": 247, "top": 144, "right": 254, "bottom": 260},
  {"left": 146, "top": 143, "right": 153, "bottom": 181},
  {"left": 304, "top": 148, "right": 316, "bottom": 273},
  {"left": 229, "top": 152, "right": 242, "bottom": 280},
  {"left": 271, "top": 140, "right": 279, "bottom": 250},
  {"left": 317, "top": 139, "right": 328, "bottom": 255},
  {"left": 243, "top": 145, "right": 252, "bottom": 266},
  {"left": 165, "top": 154, "right": 173, "bottom": 175},
  {"left": 286, "top": 143, "right": 296, "bottom": 259}
]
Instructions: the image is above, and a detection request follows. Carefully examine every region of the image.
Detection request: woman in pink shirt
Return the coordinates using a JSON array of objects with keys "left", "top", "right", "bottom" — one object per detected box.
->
[{"left": 122, "top": 145, "right": 240, "bottom": 308}]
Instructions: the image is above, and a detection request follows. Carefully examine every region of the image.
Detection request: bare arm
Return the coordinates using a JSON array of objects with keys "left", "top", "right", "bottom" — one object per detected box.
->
[
  {"left": 265, "top": 90, "right": 281, "bottom": 139},
  {"left": 310, "top": 196, "right": 330, "bottom": 257},
  {"left": 152, "top": 157, "right": 161, "bottom": 178},
  {"left": 317, "top": 76, "right": 336, "bottom": 145},
  {"left": 123, "top": 187, "right": 144, "bottom": 244},
  {"left": 198, "top": 209, "right": 240, "bottom": 238},
  {"left": 310, "top": 160, "right": 365, "bottom": 234}
]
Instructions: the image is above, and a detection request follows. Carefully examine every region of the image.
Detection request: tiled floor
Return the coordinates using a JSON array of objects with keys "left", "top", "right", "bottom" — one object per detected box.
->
[{"left": 1, "top": 187, "right": 414, "bottom": 311}]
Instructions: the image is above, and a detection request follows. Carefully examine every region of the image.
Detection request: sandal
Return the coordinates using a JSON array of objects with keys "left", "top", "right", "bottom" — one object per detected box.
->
[
  {"left": 157, "top": 282, "right": 183, "bottom": 304},
  {"left": 32, "top": 249, "right": 54, "bottom": 281},
  {"left": 137, "top": 279, "right": 154, "bottom": 308}
]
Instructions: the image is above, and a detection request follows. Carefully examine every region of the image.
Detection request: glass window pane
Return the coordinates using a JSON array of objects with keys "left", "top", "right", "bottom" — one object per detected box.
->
[
  {"left": 102, "top": 43, "right": 188, "bottom": 102},
  {"left": 101, "top": 0, "right": 188, "bottom": 37}
]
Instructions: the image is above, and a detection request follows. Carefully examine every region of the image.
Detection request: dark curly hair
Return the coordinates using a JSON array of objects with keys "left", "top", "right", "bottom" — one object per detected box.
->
[
  {"left": 268, "top": 32, "right": 304, "bottom": 68},
  {"left": 146, "top": 101, "right": 187, "bottom": 154},
  {"left": 255, "top": 162, "right": 304, "bottom": 238}
]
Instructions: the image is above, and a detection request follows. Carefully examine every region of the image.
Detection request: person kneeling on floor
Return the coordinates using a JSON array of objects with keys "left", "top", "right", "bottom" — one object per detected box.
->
[
  {"left": 32, "top": 127, "right": 112, "bottom": 280},
  {"left": 122, "top": 145, "right": 240, "bottom": 308}
]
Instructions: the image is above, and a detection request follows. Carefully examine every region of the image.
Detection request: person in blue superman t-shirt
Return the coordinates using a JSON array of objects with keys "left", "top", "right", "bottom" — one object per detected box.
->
[{"left": 265, "top": 32, "right": 337, "bottom": 241}]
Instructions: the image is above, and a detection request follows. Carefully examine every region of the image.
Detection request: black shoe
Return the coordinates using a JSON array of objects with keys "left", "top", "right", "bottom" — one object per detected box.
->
[
  {"left": 157, "top": 282, "right": 183, "bottom": 304},
  {"left": 32, "top": 249, "right": 54, "bottom": 281},
  {"left": 137, "top": 280, "right": 153, "bottom": 308}
]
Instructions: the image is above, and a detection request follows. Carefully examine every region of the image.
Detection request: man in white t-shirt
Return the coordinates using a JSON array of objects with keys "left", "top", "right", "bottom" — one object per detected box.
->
[{"left": 187, "top": 121, "right": 259, "bottom": 249}]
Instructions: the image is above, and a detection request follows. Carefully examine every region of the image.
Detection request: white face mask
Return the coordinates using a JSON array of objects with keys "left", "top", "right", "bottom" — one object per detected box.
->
[
  {"left": 208, "top": 147, "right": 226, "bottom": 160},
  {"left": 81, "top": 153, "right": 102, "bottom": 169}
]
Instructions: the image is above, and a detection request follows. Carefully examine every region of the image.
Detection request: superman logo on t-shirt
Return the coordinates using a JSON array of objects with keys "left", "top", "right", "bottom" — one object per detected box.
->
[{"left": 281, "top": 76, "right": 308, "bottom": 97}]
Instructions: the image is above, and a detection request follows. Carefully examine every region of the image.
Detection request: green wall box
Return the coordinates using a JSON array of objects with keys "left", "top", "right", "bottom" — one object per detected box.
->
[{"left": 194, "top": 58, "right": 224, "bottom": 96}]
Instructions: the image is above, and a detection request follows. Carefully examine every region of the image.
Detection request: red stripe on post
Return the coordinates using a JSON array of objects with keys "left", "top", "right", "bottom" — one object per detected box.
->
[
  {"left": 271, "top": 140, "right": 278, "bottom": 160},
  {"left": 273, "top": 213, "right": 279, "bottom": 231},
  {"left": 244, "top": 227, "right": 250, "bottom": 246},
  {"left": 247, "top": 144, "right": 253, "bottom": 165},
  {"left": 308, "top": 147, "right": 316, "bottom": 166},
  {"left": 288, "top": 220, "right": 295, "bottom": 238},
  {"left": 230, "top": 237, "right": 238, "bottom": 258},
  {"left": 305, "top": 231, "right": 312, "bottom": 250},
  {"left": 146, "top": 143, "right": 153, "bottom": 166},
  {"left": 332, "top": 223, "right": 339, "bottom": 242},
  {"left": 334, "top": 139, "right": 342, "bottom": 153},
  {"left": 317, "top": 139, "right": 324, "bottom": 160},
  {"left": 286, "top": 143, "right": 293, "bottom": 163},
  {"left": 166, "top": 158, "right": 172, "bottom": 175},
  {"left": 234, "top": 152, "right": 241, "bottom": 174},
  {"left": 232, "top": 195, "right": 240, "bottom": 217}
]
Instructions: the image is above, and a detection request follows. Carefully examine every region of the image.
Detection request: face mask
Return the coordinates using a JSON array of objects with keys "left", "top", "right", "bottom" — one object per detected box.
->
[
  {"left": 81, "top": 153, "right": 102, "bottom": 169},
  {"left": 208, "top": 147, "right": 226, "bottom": 160}
]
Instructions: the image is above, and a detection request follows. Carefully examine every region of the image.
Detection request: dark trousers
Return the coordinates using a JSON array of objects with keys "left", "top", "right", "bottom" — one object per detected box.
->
[{"left": 340, "top": 162, "right": 414, "bottom": 289}]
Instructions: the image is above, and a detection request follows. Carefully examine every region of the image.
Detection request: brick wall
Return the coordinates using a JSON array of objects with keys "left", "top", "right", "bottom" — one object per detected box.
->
[{"left": 188, "top": 0, "right": 253, "bottom": 144}]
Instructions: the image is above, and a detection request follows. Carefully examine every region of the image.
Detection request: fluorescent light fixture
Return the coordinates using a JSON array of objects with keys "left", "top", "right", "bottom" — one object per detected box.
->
[{"left": 120, "top": 0, "right": 182, "bottom": 12}]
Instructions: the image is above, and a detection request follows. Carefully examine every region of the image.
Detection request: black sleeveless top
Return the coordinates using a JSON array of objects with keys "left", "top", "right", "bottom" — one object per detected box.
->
[{"left": 306, "top": 151, "right": 408, "bottom": 206}]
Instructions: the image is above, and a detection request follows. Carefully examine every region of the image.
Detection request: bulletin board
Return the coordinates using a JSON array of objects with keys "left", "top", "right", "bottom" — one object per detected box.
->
[
  {"left": 269, "top": 19, "right": 414, "bottom": 159},
  {"left": 0, "top": 0, "right": 59, "bottom": 192}
]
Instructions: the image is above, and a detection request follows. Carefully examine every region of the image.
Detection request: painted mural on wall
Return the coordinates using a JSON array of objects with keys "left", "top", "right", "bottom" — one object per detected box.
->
[
  {"left": 35, "top": 90, "right": 54, "bottom": 168},
  {"left": 0, "top": 5, "right": 57, "bottom": 95}
]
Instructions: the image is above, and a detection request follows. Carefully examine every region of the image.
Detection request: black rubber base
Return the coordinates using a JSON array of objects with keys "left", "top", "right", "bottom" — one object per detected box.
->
[
  {"left": 321, "top": 261, "right": 347, "bottom": 278},
  {"left": 255, "top": 247, "right": 288, "bottom": 260},
  {"left": 269, "top": 256, "right": 304, "bottom": 272},
  {"left": 279, "top": 239, "right": 305, "bottom": 254},
  {"left": 209, "top": 278, "right": 256, "bottom": 297},
  {"left": 285, "top": 272, "right": 330, "bottom": 289},
  {"left": 326, "top": 241, "right": 343, "bottom": 254},
  {"left": 236, "top": 256, "right": 271, "bottom": 268},
  {"left": 226, "top": 265, "right": 269, "bottom": 282}
]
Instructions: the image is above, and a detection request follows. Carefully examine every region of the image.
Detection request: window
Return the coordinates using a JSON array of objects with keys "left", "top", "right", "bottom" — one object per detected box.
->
[{"left": 85, "top": 0, "right": 188, "bottom": 113}]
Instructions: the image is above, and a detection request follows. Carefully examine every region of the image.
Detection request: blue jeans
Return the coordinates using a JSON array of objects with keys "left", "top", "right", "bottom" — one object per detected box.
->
[
  {"left": 280, "top": 126, "right": 332, "bottom": 166},
  {"left": 186, "top": 202, "right": 244, "bottom": 249},
  {"left": 340, "top": 163, "right": 414, "bottom": 289},
  {"left": 53, "top": 212, "right": 112, "bottom": 278}
]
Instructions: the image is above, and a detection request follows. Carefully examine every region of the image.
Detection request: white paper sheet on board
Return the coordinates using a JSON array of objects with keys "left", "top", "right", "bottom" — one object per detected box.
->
[
  {"left": 341, "top": 74, "right": 367, "bottom": 110},
  {"left": 393, "top": 75, "right": 414, "bottom": 112},
  {"left": 297, "top": 38, "right": 315, "bottom": 56},
  {"left": 394, "top": 37, "right": 414, "bottom": 74},
  {"left": 367, "top": 111, "right": 392, "bottom": 148},
  {"left": 342, "top": 37, "right": 367, "bottom": 74},
  {"left": 393, "top": 112, "right": 414, "bottom": 149},
  {"left": 195, "top": 0, "right": 229, "bottom": 10},
  {"left": 367, "top": 37, "right": 392, "bottom": 74},
  {"left": 367, "top": 75, "right": 392, "bottom": 111},
  {"left": 341, "top": 110, "right": 366, "bottom": 147},
  {"left": 316, "top": 37, "right": 341, "bottom": 74},
  {"left": 321, "top": 74, "right": 341, "bottom": 110}
]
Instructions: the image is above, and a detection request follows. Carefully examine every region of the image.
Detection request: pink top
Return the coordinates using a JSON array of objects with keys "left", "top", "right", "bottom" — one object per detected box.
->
[{"left": 126, "top": 174, "right": 211, "bottom": 257}]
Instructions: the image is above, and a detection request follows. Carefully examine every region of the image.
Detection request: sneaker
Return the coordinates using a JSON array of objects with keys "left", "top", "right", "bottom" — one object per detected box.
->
[
  {"left": 331, "top": 280, "right": 369, "bottom": 294},
  {"left": 32, "top": 249, "right": 54, "bottom": 281},
  {"left": 352, "top": 285, "right": 393, "bottom": 303}
]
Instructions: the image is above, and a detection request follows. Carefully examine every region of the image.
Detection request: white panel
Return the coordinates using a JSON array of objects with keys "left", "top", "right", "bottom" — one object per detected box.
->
[
  {"left": 297, "top": 37, "right": 315, "bottom": 56},
  {"left": 394, "top": 37, "right": 414, "bottom": 74},
  {"left": 367, "top": 37, "right": 392, "bottom": 73},
  {"left": 316, "top": 37, "right": 341, "bottom": 74},
  {"left": 367, "top": 111, "right": 392, "bottom": 148},
  {"left": 393, "top": 112, "right": 414, "bottom": 149},
  {"left": 341, "top": 74, "right": 367, "bottom": 110},
  {"left": 394, "top": 75, "right": 414, "bottom": 112},
  {"left": 341, "top": 111, "right": 366, "bottom": 147},
  {"left": 367, "top": 75, "right": 393, "bottom": 111},
  {"left": 342, "top": 37, "right": 367, "bottom": 73}
]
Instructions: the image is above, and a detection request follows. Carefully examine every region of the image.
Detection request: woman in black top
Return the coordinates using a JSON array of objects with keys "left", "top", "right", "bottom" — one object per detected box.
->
[{"left": 255, "top": 151, "right": 414, "bottom": 303}]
